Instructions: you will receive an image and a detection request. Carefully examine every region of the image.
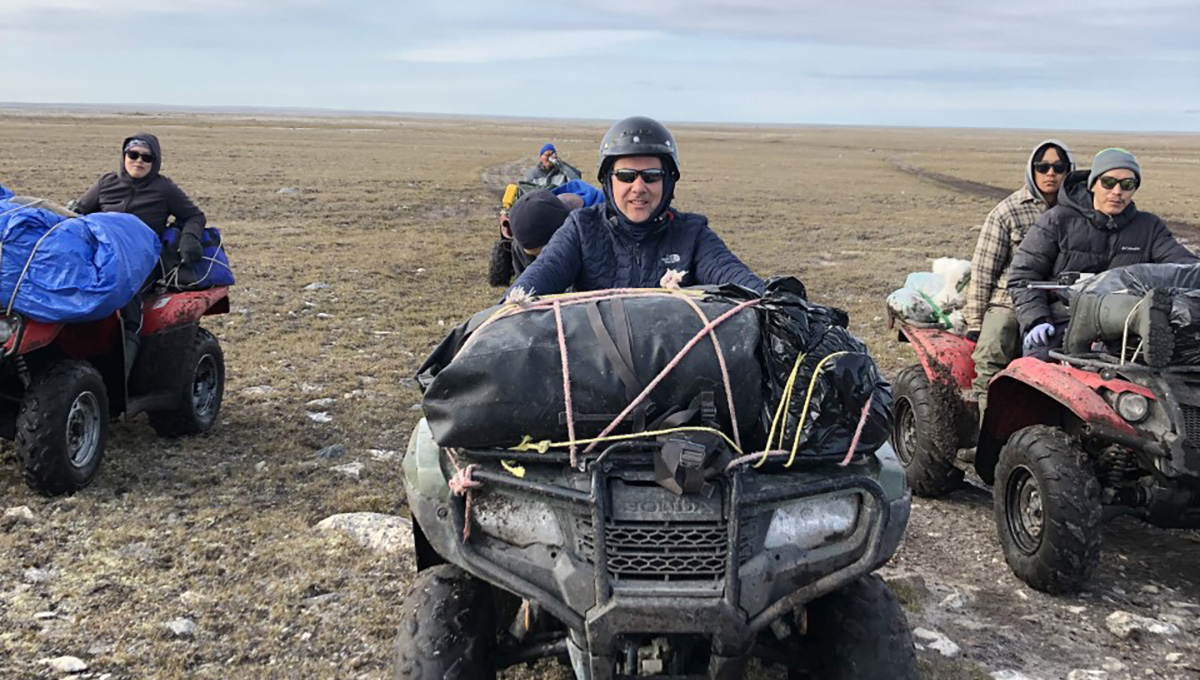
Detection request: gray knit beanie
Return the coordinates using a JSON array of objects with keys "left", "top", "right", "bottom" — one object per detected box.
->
[{"left": 1088, "top": 148, "right": 1141, "bottom": 188}]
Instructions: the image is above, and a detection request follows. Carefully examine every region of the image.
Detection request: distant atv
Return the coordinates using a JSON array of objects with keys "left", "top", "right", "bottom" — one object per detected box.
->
[
  {"left": 487, "top": 180, "right": 540, "bottom": 287},
  {"left": 1, "top": 287, "right": 228, "bottom": 495},
  {"left": 396, "top": 419, "right": 916, "bottom": 679},
  {"left": 889, "top": 296, "right": 1200, "bottom": 594}
]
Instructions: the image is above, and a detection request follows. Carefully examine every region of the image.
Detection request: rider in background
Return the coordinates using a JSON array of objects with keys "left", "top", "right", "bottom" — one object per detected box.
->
[
  {"left": 1009, "top": 148, "right": 1198, "bottom": 360},
  {"left": 508, "top": 116, "right": 764, "bottom": 297},
  {"left": 965, "top": 140, "right": 1073, "bottom": 413},
  {"left": 523, "top": 143, "right": 582, "bottom": 188},
  {"left": 74, "top": 132, "right": 207, "bottom": 373}
]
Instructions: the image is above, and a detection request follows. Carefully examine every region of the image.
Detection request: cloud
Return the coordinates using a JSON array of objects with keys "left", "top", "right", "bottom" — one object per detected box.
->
[
  {"left": 0, "top": 0, "right": 315, "bottom": 16},
  {"left": 390, "top": 29, "right": 662, "bottom": 64},
  {"left": 574, "top": 0, "right": 1200, "bottom": 54}
]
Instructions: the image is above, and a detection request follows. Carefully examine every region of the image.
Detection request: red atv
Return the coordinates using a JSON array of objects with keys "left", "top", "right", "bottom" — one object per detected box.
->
[
  {"left": 889, "top": 306, "right": 1200, "bottom": 593},
  {"left": 1, "top": 287, "right": 229, "bottom": 495}
]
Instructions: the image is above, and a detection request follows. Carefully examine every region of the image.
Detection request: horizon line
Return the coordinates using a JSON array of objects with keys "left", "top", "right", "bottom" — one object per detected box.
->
[{"left": 2, "top": 101, "right": 1199, "bottom": 136}]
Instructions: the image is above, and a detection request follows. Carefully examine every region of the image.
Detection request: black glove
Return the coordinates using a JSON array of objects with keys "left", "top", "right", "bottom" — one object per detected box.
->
[{"left": 179, "top": 232, "right": 204, "bottom": 265}]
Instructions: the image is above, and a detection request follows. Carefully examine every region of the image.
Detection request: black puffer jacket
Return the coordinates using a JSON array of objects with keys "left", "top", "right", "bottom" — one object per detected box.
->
[
  {"left": 76, "top": 132, "right": 206, "bottom": 239},
  {"left": 1009, "top": 170, "right": 1198, "bottom": 330}
]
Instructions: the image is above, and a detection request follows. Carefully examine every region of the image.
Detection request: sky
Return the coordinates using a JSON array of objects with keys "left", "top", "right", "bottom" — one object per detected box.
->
[{"left": 2, "top": 0, "right": 1199, "bottom": 131}]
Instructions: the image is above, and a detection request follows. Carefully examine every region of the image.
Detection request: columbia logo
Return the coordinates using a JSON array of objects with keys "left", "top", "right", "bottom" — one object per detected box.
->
[{"left": 662, "top": 253, "right": 681, "bottom": 265}]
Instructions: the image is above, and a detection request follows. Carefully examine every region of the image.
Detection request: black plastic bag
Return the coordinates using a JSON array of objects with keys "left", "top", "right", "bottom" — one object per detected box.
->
[{"left": 753, "top": 277, "right": 892, "bottom": 459}]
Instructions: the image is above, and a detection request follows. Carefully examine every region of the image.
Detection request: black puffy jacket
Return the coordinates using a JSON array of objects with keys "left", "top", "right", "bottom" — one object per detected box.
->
[
  {"left": 1009, "top": 171, "right": 1198, "bottom": 330},
  {"left": 76, "top": 131, "right": 206, "bottom": 239}
]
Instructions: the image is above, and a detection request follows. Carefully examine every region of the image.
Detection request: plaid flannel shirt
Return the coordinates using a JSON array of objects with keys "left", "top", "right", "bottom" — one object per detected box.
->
[{"left": 964, "top": 186, "right": 1048, "bottom": 331}]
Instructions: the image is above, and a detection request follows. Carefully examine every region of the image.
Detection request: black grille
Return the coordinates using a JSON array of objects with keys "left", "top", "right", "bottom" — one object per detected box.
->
[
  {"left": 1180, "top": 404, "right": 1200, "bottom": 449},
  {"left": 576, "top": 517, "right": 729, "bottom": 580}
]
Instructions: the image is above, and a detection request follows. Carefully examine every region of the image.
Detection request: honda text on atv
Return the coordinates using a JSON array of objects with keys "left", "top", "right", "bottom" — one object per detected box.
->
[
  {"left": 889, "top": 275, "right": 1200, "bottom": 594},
  {"left": 395, "top": 418, "right": 914, "bottom": 679},
  {"left": 1, "top": 287, "right": 229, "bottom": 495}
]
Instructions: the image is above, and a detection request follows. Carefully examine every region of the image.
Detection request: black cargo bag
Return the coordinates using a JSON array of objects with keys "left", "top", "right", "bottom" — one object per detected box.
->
[
  {"left": 418, "top": 290, "right": 763, "bottom": 450},
  {"left": 752, "top": 277, "right": 892, "bottom": 461}
]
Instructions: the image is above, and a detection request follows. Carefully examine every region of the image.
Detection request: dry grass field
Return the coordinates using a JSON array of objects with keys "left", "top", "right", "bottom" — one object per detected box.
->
[{"left": 1, "top": 110, "right": 1199, "bottom": 679}]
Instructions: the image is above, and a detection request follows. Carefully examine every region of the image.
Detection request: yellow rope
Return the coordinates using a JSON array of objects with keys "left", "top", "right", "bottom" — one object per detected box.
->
[
  {"left": 784, "top": 351, "right": 849, "bottom": 468},
  {"left": 500, "top": 460, "right": 526, "bottom": 478},
  {"left": 510, "top": 424, "right": 743, "bottom": 456},
  {"left": 755, "top": 351, "right": 807, "bottom": 468}
]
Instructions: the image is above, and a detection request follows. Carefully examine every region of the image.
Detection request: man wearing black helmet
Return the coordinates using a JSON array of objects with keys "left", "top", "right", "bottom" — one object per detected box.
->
[{"left": 508, "top": 116, "right": 764, "bottom": 297}]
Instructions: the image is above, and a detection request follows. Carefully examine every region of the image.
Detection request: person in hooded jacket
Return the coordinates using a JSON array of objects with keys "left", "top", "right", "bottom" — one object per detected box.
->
[
  {"left": 508, "top": 116, "right": 764, "bottom": 297},
  {"left": 1009, "top": 148, "right": 1198, "bottom": 359},
  {"left": 965, "top": 139, "right": 1074, "bottom": 411},
  {"left": 73, "top": 132, "right": 207, "bottom": 374}
]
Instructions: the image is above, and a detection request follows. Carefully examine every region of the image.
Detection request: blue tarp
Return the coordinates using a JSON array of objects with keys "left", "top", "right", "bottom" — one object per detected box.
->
[
  {"left": 0, "top": 189, "right": 160, "bottom": 323},
  {"left": 0, "top": 185, "right": 11, "bottom": 200}
]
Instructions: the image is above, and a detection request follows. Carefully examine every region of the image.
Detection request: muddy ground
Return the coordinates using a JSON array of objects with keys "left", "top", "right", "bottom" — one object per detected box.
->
[{"left": 0, "top": 111, "right": 1198, "bottom": 679}]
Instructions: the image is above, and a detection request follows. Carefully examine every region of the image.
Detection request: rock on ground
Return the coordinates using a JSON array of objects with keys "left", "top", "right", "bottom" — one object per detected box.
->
[
  {"left": 913, "top": 627, "right": 961, "bottom": 657},
  {"left": 315, "top": 513, "right": 413, "bottom": 553},
  {"left": 42, "top": 656, "right": 88, "bottom": 673},
  {"left": 1105, "top": 610, "right": 1181, "bottom": 639}
]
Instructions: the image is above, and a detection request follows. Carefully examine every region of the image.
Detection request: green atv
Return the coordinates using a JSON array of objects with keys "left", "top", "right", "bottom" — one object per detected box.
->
[{"left": 394, "top": 417, "right": 916, "bottom": 679}]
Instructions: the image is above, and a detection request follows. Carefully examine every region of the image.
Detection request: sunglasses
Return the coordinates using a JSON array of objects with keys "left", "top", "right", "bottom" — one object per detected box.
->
[
  {"left": 125, "top": 151, "right": 155, "bottom": 163},
  {"left": 1097, "top": 176, "right": 1138, "bottom": 191},
  {"left": 611, "top": 168, "right": 666, "bottom": 184},
  {"left": 1033, "top": 162, "right": 1068, "bottom": 174}
]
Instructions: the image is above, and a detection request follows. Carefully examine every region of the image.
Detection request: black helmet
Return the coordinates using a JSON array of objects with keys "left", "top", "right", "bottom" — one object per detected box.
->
[{"left": 597, "top": 116, "right": 680, "bottom": 182}]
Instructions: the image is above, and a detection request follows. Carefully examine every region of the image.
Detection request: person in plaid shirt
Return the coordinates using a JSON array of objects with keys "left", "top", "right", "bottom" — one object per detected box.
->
[{"left": 966, "top": 140, "right": 1075, "bottom": 412}]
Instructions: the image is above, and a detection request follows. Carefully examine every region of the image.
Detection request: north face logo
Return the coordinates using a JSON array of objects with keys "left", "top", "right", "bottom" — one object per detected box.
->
[
  {"left": 1120, "top": 246, "right": 1141, "bottom": 252},
  {"left": 662, "top": 253, "right": 681, "bottom": 265}
]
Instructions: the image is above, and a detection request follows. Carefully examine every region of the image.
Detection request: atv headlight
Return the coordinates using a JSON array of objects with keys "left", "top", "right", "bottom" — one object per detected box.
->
[
  {"left": 1116, "top": 392, "right": 1150, "bottom": 423},
  {"left": 764, "top": 494, "right": 860, "bottom": 551},
  {"left": 0, "top": 317, "right": 14, "bottom": 345},
  {"left": 472, "top": 495, "right": 564, "bottom": 548}
]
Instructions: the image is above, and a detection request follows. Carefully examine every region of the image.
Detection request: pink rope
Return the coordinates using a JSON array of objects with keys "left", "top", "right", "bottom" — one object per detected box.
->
[
  {"left": 839, "top": 395, "right": 875, "bottom": 467},
  {"left": 553, "top": 300, "right": 579, "bottom": 468},
  {"left": 725, "top": 449, "right": 790, "bottom": 471},
  {"left": 673, "top": 294, "right": 742, "bottom": 450},
  {"left": 445, "top": 448, "right": 481, "bottom": 542},
  {"left": 583, "top": 298, "right": 761, "bottom": 454}
]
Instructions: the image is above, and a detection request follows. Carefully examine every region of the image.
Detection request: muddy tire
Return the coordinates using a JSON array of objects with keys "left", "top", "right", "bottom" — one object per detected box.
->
[
  {"left": 394, "top": 564, "right": 496, "bottom": 680},
  {"left": 149, "top": 328, "right": 224, "bottom": 437},
  {"left": 487, "top": 239, "right": 514, "bottom": 287},
  {"left": 891, "top": 365, "right": 963, "bottom": 497},
  {"left": 17, "top": 360, "right": 110, "bottom": 496},
  {"left": 796, "top": 575, "right": 919, "bottom": 680},
  {"left": 994, "top": 425, "right": 1102, "bottom": 594}
]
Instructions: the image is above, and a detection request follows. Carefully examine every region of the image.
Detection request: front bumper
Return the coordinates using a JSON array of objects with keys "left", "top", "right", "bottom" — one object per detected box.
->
[{"left": 403, "top": 420, "right": 910, "bottom": 676}]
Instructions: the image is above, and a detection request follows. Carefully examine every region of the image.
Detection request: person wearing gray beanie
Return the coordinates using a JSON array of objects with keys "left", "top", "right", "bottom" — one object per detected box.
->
[
  {"left": 1009, "top": 145, "right": 1198, "bottom": 363},
  {"left": 1087, "top": 147, "right": 1141, "bottom": 189}
]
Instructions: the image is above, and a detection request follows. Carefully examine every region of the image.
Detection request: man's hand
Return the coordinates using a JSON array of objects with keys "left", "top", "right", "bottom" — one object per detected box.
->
[
  {"left": 1023, "top": 322, "right": 1055, "bottom": 350},
  {"left": 179, "top": 232, "right": 204, "bottom": 265}
]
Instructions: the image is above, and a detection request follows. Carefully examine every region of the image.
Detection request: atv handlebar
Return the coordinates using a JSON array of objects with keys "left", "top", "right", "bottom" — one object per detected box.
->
[{"left": 1009, "top": 271, "right": 1093, "bottom": 291}]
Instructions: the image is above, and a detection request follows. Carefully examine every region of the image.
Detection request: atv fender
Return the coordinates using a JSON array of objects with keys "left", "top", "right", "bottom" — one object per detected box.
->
[
  {"left": 978, "top": 357, "right": 1144, "bottom": 480},
  {"left": 897, "top": 324, "right": 976, "bottom": 393},
  {"left": 3, "top": 318, "right": 64, "bottom": 356},
  {"left": 141, "top": 287, "right": 230, "bottom": 336}
]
